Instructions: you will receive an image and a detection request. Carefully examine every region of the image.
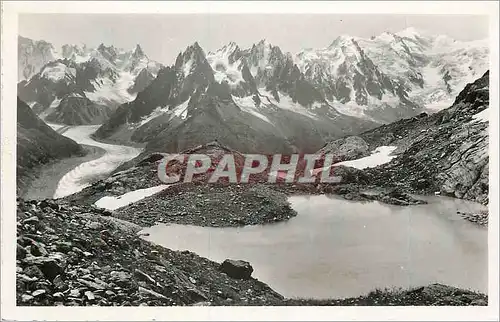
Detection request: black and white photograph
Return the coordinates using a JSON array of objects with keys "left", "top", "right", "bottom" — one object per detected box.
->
[{"left": 1, "top": 1, "right": 498, "bottom": 321}]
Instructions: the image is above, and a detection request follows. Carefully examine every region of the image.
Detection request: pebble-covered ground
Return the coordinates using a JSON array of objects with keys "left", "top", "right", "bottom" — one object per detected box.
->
[{"left": 115, "top": 183, "right": 297, "bottom": 227}]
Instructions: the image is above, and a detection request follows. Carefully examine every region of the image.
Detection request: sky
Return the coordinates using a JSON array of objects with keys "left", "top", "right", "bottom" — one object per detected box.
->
[{"left": 19, "top": 14, "right": 489, "bottom": 65}]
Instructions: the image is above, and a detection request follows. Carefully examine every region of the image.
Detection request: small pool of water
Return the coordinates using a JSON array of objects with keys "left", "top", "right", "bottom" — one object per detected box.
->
[{"left": 141, "top": 195, "right": 487, "bottom": 299}]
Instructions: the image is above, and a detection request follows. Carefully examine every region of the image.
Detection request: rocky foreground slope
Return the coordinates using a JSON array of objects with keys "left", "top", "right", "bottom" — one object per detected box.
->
[
  {"left": 16, "top": 98, "right": 84, "bottom": 194},
  {"left": 17, "top": 199, "right": 487, "bottom": 306}
]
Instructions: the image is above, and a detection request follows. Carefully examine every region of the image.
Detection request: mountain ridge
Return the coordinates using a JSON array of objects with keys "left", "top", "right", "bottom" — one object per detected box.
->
[{"left": 18, "top": 36, "right": 163, "bottom": 125}]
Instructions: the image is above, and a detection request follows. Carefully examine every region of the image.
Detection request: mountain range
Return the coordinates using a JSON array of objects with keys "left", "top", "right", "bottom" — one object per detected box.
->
[
  {"left": 18, "top": 28, "right": 488, "bottom": 153},
  {"left": 18, "top": 36, "right": 162, "bottom": 125}
]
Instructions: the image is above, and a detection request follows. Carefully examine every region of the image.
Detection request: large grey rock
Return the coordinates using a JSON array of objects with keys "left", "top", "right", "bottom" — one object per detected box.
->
[
  {"left": 318, "top": 136, "right": 369, "bottom": 161},
  {"left": 23, "top": 253, "right": 67, "bottom": 280},
  {"left": 219, "top": 259, "right": 253, "bottom": 280}
]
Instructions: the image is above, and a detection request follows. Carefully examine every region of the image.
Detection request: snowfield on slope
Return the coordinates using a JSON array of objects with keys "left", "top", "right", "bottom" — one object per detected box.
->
[
  {"left": 137, "top": 98, "right": 191, "bottom": 127},
  {"left": 471, "top": 108, "right": 489, "bottom": 124},
  {"left": 334, "top": 146, "right": 398, "bottom": 169},
  {"left": 232, "top": 95, "right": 273, "bottom": 124},
  {"left": 259, "top": 89, "right": 318, "bottom": 120},
  {"left": 84, "top": 72, "right": 137, "bottom": 106},
  {"left": 53, "top": 125, "right": 142, "bottom": 198},
  {"left": 311, "top": 145, "right": 398, "bottom": 176},
  {"left": 94, "top": 185, "right": 170, "bottom": 210},
  {"left": 40, "top": 62, "right": 76, "bottom": 82}
]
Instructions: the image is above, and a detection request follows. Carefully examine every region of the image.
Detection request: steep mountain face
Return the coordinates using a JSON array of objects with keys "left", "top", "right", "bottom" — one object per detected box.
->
[
  {"left": 17, "top": 98, "right": 84, "bottom": 192},
  {"left": 329, "top": 71, "right": 489, "bottom": 204},
  {"left": 18, "top": 36, "right": 58, "bottom": 81},
  {"left": 44, "top": 95, "right": 115, "bottom": 125},
  {"left": 17, "top": 36, "right": 163, "bottom": 125}
]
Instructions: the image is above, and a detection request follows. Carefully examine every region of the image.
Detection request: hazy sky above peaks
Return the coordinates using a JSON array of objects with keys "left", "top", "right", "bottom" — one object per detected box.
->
[{"left": 19, "top": 14, "right": 489, "bottom": 65}]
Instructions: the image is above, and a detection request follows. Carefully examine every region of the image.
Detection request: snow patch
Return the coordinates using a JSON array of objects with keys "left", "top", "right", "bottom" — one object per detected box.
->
[
  {"left": 50, "top": 98, "right": 62, "bottom": 108},
  {"left": 232, "top": 95, "right": 273, "bottom": 124},
  {"left": 328, "top": 100, "right": 369, "bottom": 119},
  {"left": 259, "top": 89, "right": 318, "bottom": 120},
  {"left": 40, "top": 63, "right": 76, "bottom": 82},
  {"left": 471, "top": 108, "right": 489, "bottom": 123},
  {"left": 335, "top": 146, "right": 398, "bottom": 169},
  {"left": 171, "top": 99, "right": 190, "bottom": 120},
  {"left": 183, "top": 58, "right": 194, "bottom": 77},
  {"left": 94, "top": 185, "right": 170, "bottom": 210},
  {"left": 138, "top": 106, "right": 168, "bottom": 126},
  {"left": 138, "top": 99, "right": 191, "bottom": 127},
  {"left": 46, "top": 123, "right": 65, "bottom": 131},
  {"left": 84, "top": 71, "right": 136, "bottom": 106},
  {"left": 38, "top": 98, "right": 62, "bottom": 120}
]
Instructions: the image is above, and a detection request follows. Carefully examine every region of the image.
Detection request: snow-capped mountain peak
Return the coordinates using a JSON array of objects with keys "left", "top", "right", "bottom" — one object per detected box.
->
[
  {"left": 174, "top": 42, "right": 212, "bottom": 79},
  {"left": 61, "top": 44, "right": 87, "bottom": 60},
  {"left": 18, "top": 36, "right": 164, "bottom": 125},
  {"left": 206, "top": 42, "right": 246, "bottom": 86},
  {"left": 97, "top": 43, "right": 119, "bottom": 63},
  {"left": 132, "top": 44, "right": 145, "bottom": 58},
  {"left": 39, "top": 61, "right": 76, "bottom": 82},
  {"left": 396, "top": 27, "right": 426, "bottom": 39},
  {"left": 374, "top": 31, "right": 399, "bottom": 43},
  {"left": 328, "top": 34, "right": 359, "bottom": 48},
  {"left": 18, "top": 28, "right": 488, "bottom": 129}
]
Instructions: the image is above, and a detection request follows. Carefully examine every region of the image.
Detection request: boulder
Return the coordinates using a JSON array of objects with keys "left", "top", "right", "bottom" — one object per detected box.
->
[
  {"left": 219, "top": 259, "right": 253, "bottom": 280},
  {"left": 23, "top": 253, "right": 67, "bottom": 280}
]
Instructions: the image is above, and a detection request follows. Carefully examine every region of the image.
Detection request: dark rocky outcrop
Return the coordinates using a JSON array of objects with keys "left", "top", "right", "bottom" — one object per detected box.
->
[
  {"left": 318, "top": 136, "right": 370, "bottom": 162},
  {"left": 219, "top": 260, "right": 254, "bottom": 280},
  {"left": 128, "top": 68, "right": 155, "bottom": 94},
  {"left": 44, "top": 95, "right": 114, "bottom": 125},
  {"left": 284, "top": 283, "right": 487, "bottom": 306}
]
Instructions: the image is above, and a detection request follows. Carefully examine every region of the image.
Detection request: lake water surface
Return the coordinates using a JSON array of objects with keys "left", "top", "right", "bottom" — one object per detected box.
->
[{"left": 141, "top": 195, "right": 487, "bottom": 299}]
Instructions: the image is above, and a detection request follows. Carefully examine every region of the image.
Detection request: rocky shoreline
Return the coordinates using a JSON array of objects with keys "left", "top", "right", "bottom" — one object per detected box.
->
[
  {"left": 458, "top": 210, "right": 489, "bottom": 226},
  {"left": 16, "top": 198, "right": 488, "bottom": 306},
  {"left": 16, "top": 199, "right": 284, "bottom": 306},
  {"left": 283, "top": 284, "right": 488, "bottom": 306},
  {"left": 115, "top": 183, "right": 297, "bottom": 228}
]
